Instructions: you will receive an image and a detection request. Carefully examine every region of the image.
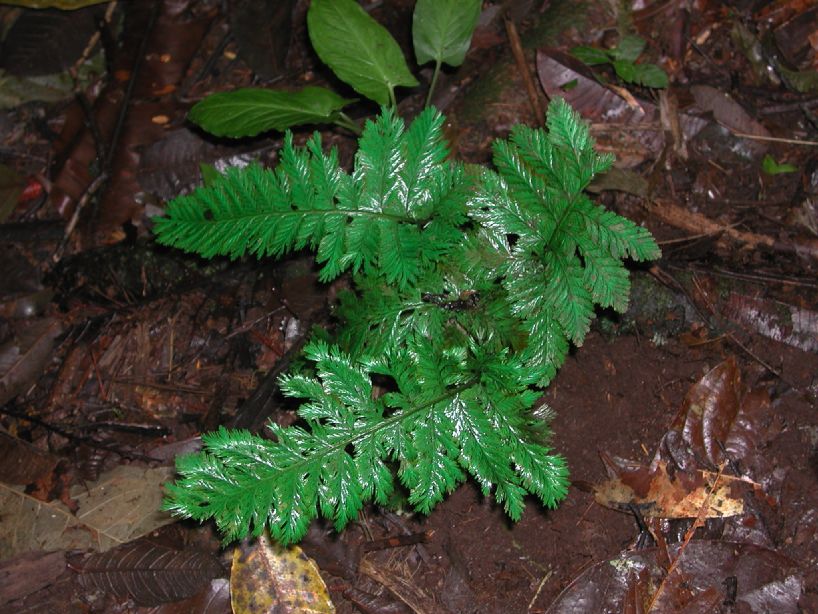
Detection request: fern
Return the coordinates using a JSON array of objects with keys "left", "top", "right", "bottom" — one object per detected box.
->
[
  {"left": 155, "top": 107, "right": 468, "bottom": 289},
  {"left": 156, "top": 99, "right": 659, "bottom": 545}
]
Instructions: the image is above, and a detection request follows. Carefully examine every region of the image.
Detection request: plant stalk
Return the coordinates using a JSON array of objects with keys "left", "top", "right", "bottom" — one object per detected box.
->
[{"left": 425, "top": 60, "right": 442, "bottom": 109}]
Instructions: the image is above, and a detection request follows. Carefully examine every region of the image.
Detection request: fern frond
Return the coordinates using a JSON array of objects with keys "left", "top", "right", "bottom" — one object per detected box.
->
[
  {"left": 155, "top": 108, "right": 472, "bottom": 290},
  {"left": 164, "top": 339, "right": 569, "bottom": 544}
]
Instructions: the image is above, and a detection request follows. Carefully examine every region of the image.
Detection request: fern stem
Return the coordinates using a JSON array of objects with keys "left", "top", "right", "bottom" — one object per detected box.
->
[
  {"left": 425, "top": 60, "right": 442, "bottom": 109},
  {"left": 334, "top": 112, "right": 362, "bottom": 135},
  {"left": 175, "top": 207, "right": 425, "bottom": 227}
]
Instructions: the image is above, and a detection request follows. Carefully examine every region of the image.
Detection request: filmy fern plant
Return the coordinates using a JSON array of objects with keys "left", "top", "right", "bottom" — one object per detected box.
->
[{"left": 154, "top": 98, "right": 660, "bottom": 545}]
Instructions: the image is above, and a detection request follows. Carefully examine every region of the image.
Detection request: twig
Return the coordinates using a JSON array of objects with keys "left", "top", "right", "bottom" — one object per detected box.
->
[
  {"left": 504, "top": 17, "right": 546, "bottom": 122},
  {"left": 726, "top": 332, "right": 796, "bottom": 390},
  {"left": 527, "top": 569, "right": 554, "bottom": 612},
  {"left": 52, "top": 172, "right": 108, "bottom": 262},
  {"left": 731, "top": 131, "right": 818, "bottom": 146},
  {"left": 647, "top": 198, "right": 818, "bottom": 261},
  {"left": 0, "top": 404, "right": 162, "bottom": 463},
  {"left": 646, "top": 462, "right": 727, "bottom": 612}
]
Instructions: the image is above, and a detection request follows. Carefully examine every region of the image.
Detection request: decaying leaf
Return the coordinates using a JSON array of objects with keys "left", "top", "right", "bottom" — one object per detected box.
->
[
  {"left": 146, "top": 578, "right": 232, "bottom": 614},
  {"left": 0, "top": 164, "right": 25, "bottom": 223},
  {"left": 721, "top": 293, "right": 818, "bottom": 354},
  {"left": 0, "top": 464, "right": 174, "bottom": 558},
  {"left": 0, "top": 550, "right": 68, "bottom": 609},
  {"left": 0, "top": 429, "right": 59, "bottom": 486},
  {"left": 595, "top": 358, "right": 772, "bottom": 520},
  {"left": 595, "top": 455, "right": 746, "bottom": 519},
  {"left": 535, "top": 48, "right": 707, "bottom": 166},
  {"left": 231, "top": 532, "right": 334, "bottom": 614},
  {"left": 546, "top": 541, "right": 801, "bottom": 613},
  {"left": 0, "top": 317, "right": 63, "bottom": 406},
  {"left": 74, "top": 540, "right": 224, "bottom": 606}
]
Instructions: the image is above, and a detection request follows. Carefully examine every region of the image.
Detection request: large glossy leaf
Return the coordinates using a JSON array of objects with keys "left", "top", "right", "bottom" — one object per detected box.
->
[
  {"left": 307, "top": 0, "right": 417, "bottom": 105},
  {"left": 412, "top": 0, "right": 481, "bottom": 67},
  {"left": 188, "top": 86, "right": 353, "bottom": 138}
]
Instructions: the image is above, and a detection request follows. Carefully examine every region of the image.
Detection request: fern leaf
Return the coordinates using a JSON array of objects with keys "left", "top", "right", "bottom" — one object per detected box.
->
[
  {"left": 355, "top": 107, "right": 405, "bottom": 215},
  {"left": 544, "top": 250, "right": 594, "bottom": 344},
  {"left": 580, "top": 240, "right": 631, "bottom": 311},
  {"left": 401, "top": 106, "right": 450, "bottom": 218},
  {"left": 575, "top": 194, "right": 660, "bottom": 261},
  {"left": 155, "top": 110, "right": 470, "bottom": 290}
]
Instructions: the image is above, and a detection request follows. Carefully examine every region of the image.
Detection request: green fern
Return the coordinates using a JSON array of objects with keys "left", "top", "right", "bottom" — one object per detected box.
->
[
  {"left": 155, "top": 107, "right": 468, "bottom": 289},
  {"left": 156, "top": 99, "right": 659, "bottom": 545}
]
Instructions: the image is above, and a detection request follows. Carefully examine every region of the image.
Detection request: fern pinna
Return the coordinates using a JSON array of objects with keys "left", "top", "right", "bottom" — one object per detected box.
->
[{"left": 155, "top": 99, "right": 659, "bottom": 544}]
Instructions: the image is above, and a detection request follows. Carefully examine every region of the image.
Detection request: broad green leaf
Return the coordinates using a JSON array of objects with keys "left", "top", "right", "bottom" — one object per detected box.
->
[
  {"left": 611, "top": 35, "right": 645, "bottom": 63},
  {"left": 612, "top": 60, "right": 638, "bottom": 84},
  {"left": 632, "top": 63, "right": 668, "bottom": 88},
  {"left": 412, "top": 0, "right": 482, "bottom": 67},
  {"left": 188, "top": 86, "right": 353, "bottom": 138},
  {"left": 307, "top": 0, "right": 418, "bottom": 105},
  {"left": 570, "top": 46, "right": 611, "bottom": 66},
  {"left": 762, "top": 154, "right": 797, "bottom": 175}
]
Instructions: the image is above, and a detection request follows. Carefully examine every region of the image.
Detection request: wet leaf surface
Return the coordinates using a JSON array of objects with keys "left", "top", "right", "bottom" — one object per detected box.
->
[
  {"left": 547, "top": 541, "right": 801, "bottom": 614},
  {"left": 230, "top": 532, "right": 334, "bottom": 614}
]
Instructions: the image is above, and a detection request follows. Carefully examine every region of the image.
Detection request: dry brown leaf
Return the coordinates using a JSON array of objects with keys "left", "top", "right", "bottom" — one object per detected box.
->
[
  {"left": 74, "top": 540, "right": 224, "bottom": 606},
  {"left": 595, "top": 455, "right": 746, "bottom": 519},
  {"left": 0, "top": 464, "right": 174, "bottom": 558}
]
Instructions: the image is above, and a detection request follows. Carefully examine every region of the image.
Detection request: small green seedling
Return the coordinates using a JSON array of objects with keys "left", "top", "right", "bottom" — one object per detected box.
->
[
  {"left": 761, "top": 154, "right": 797, "bottom": 175},
  {"left": 571, "top": 34, "right": 668, "bottom": 89}
]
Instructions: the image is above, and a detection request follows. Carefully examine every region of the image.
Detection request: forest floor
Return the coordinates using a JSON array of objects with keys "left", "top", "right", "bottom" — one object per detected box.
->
[{"left": 1, "top": 1, "right": 818, "bottom": 612}]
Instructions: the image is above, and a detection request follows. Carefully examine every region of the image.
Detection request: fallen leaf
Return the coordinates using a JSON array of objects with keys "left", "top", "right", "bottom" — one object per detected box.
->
[
  {"left": 74, "top": 540, "right": 224, "bottom": 606},
  {"left": 145, "top": 578, "right": 232, "bottom": 614},
  {"left": 0, "top": 464, "right": 175, "bottom": 558},
  {"left": 594, "top": 358, "right": 774, "bottom": 521},
  {"left": 0, "top": 429, "right": 59, "bottom": 486},
  {"left": 231, "top": 532, "right": 334, "bottom": 614},
  {"left": 547, "top": 541, "right": 801, "bottom": 614},
  {"left": 595, "top": 455, "right": 746, "bottom": 519},
  {"left": 0, "top": 317, "right": 63, "bottom": 406}
]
